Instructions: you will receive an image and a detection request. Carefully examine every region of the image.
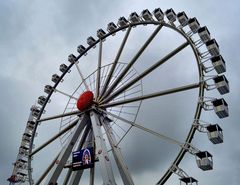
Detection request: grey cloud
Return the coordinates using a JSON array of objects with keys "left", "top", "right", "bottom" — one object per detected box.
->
[{"left": 1, "top": 0, "right": 240, "bottom": 185}]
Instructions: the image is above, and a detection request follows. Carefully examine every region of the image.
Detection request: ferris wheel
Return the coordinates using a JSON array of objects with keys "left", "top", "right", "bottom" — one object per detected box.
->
[{"left": 8, "top": 7, "right": 229, "bottom": 185}]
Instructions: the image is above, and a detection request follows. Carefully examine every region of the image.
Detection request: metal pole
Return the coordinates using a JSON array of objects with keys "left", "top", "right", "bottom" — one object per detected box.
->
[
  {"left": 101, "top": 82, "right": 200, "bottom": 108},
  {"left": 96, "top": 40, "right": 103, "bottom": 99},
  {"left": 37, "top": 110, "right": 82, "bottom": 123},
  {"left": 68, "top": 127, "right": 93, "bottom": 185},
  {"left": 62, "top": 168, "right": 72, "bottom": 185},
  {"left": 54, "top": 88, "right": 78, "bottom": 100},
  {"left": 102, "top": 41, "right": 189, "bottom": 104},
  {"left": 30, "top": 119, "right": 79, "bottom": 156},
  {"left": 35, "top": 152, "right": 60, "bottom": 185},
  {"left": 44, "top": 114, "right": 90, "bottom": 185},
  {"left": 101, "top": 25, "right": 163, "bottom": 101},
  {"left": 74, "top": 62, "right": 89, "bottom": 90},
  {"left": 101, "top": 109, "right": 182, "bottom": 146},
  {"left": 63, "top": 124, "right": 91, "bottom": 185},
  {"left": 99, "top": 26, "right": 132, "bottom": 99},
  {"left": 90, "top": 130, "right": 95, "bottom": 185},
  {"left": 90, "top": 111, "right": 117, "bottom": 185},
  {"left": 101, "top": 116, "right": 134, "bottom": 185}
]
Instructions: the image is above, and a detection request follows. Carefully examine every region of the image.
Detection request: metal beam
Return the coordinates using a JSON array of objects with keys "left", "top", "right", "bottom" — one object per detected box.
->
[
  {"left": 54, "top": 88, "right": 78, "bottom": 100},
  {"left": 35, "top": 152, "right": 60, "bottom": 185},
  {"left": 102, "top": 41, "right": 189, "bottom": 104},
  {"left": 101, "top": 25, "right": 163, "bottom": 101},
  {"left": 31, "top": 119, "right": 79, "bottom": 156},
  {"left": 62, "top": 168, "right": 72, "bottom": 185},
  {"left": 100, "top": 109, "right": 182, "bottom": 146},
  {"left": 90, "top": 167, "right": 95, "bottom": 185},
  {"left": 37, "top": 110, "right": 82, "bottom": 123},
  {"left": 99, "top": 26, "right": 132, "bottom": 100},
  {"left": 90, "top": 111, "right": 117, "bottom": 185},
  {"left": 101, "top": 82, "right": 200, "bottom": 108},
  {"left": 44, "top": 114, "right": 90, "bottom": 185},
  {"left": 90, "top": 130, "right": 95, "bottom": 185},
  {"left": 96, "top": 40, "right": 103, "bottom": 99},
  {"left": 63, "top": 124, "right": 91, "bottom": 185},
  {"left": 74, "top": 62, "right": 89, "bottom": 90},
  {"left": 101, "top": 116, "right": 134, "bottom": 185},
  {"left": 68, "top": 127, "right": 93, "bottom": 185}
]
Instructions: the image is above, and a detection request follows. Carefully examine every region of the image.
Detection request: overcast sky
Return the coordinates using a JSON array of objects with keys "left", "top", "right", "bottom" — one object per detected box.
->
[{"left": 1, "top": 0, "right": 240, "bottom": 185}]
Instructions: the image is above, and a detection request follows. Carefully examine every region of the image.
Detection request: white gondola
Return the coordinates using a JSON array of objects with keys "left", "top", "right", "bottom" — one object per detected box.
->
[
  {"left": 97, "top": 29, "right": 106, "bottom": 39},
  {"left": 68, "top": 54, "right": 77, "bottom": 63},
  {"left": 211, "top": 55, "right": 226, "bottom": 74},
  {"left": 153, "top": 8, "right": 164, "bottom": 21},
  {"left": 118, "top": 17, "right": 129, "bottom": 27},
  {"left": 206, "top": 124, "right": 223, "bottom": 144},
  {"left": 16, "top": 172, "right": 27, "bottom": 182},
  {"left": 165, "top": 8, "right": 176, "bottom": 22},
  {"left": 198, "top": 26, "right": 211, "bottom": 43},
  {"left": 212, "top": 98, "right": 229, "bottom": 118},
  {"left": 195, "top": 151, "right": 213, "bottom": 171},
  {"left": 17, "top": 159, "right": 27, "bottom": 164},
  {"left": 27, "top": 120, "right": 35, "bottom": 130},
  {"left": 19, "top": 146, "right": 29, "bottom": 156},
  {"left": 213, "top": 75, "right": 229, "bottom": 95},
  {"left": 16, "top": 159, "right": 27, "bottom": 169},
  {"left": 52, "top": 74, "right": 60, "bottom": 83},
  {"left": 107, "top": 22, "right": 118, "bottom": 33},
  {"left": 87, "top": 36, "right": 96, "bottom": 46},
  {"left": 129, "top": 12, "right": 141, "bottom": 23},
  {"left": 38, "top": 96, "right": 46, "bottom": 106},
  {"left": 77, "top": 45, "right": 86, "bottom": 55},
  {"left": 188, "top": 17, "right": 200, "bottom": 33},
  {"left": 206, "top": 39, "right": 219, "bottom": 56},
  {"left": 44, "top": 85, "right": 53, "bottom": 94},
  {"left": 141, "top": 9, "right": 153, "bottom": 21},
  {"left": 30, "top": 105, "right": 40, "bottom": 118},
  {"left": 59, "top": 63, "right": 68, "bottom": 73},
  {"left": 177, "top": 11, "right": 188, "bottom": 27},
  {"left": 22, "top": 133, "right": 31, "bottom": 143},
  {"left": 180, "top": 177, "right": 198, "bottom": 185}
]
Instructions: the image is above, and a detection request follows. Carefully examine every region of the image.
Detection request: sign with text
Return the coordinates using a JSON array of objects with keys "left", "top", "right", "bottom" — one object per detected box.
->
[{"left": 72, "top": 147, "right": 94, "bottom": 170}]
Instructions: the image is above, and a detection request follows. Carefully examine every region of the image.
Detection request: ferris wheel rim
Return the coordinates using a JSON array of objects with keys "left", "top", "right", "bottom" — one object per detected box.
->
[{"left": 27, "top": 19, "right": 207, "bottom": 185}]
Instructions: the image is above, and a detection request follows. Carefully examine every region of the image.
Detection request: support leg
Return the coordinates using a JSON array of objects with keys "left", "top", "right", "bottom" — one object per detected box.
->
[
  {"left": 44, "top": 115, "right": 90, "bottom": 185},
  {"left": 90, "top": 111, "right": 116, "bottom": 185},
  {"left": 101, "top": 116, "right": 134, "bottom": 185}
]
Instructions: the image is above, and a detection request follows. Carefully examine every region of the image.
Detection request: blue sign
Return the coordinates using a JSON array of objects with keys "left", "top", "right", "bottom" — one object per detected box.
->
[{"left": 72, "top": 147, "right": 94, "bottom": 170}]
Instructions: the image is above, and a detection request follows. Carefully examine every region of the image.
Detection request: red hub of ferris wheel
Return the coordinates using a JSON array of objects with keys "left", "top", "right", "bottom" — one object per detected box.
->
[{"left": 76, "top": 91, "right": 94, "bottom": 111}]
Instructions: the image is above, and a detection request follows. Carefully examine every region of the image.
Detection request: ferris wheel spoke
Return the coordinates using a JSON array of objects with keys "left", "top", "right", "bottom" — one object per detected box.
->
[
  {"left": 74, "top": 62, "right": 89, "bottom": 90},
  {"left": 100, "top": 82, "right": 200, "bottom": 108},
  {"left": 35, "top": 151, "right": 61, "bottom": 185},
  {"left": 54, "top": 88, "right": 78, "bottom": 100},
  {"left": 112, "top": 69, "right": 137, "bottom": 93},
  {"left": 37, "top": 110, "right": 82, "bottom": 123},
  {"left": 99, "top": 26, "right": 132, "bottom": 99},
  {"left": 102, "top": 41, "right": 190, "bottom": 104},
  {"left": 96, "top": 40, "right": 103, "bottom": 99},
  {"left": 101, "top": 116, "right": 134, "bottom": 185},
  {"left": 30, "top": 118, "right": 80, "bottom": 156},
  {"left": 100, "top": 109, "right": 182, "bottom": 146},
  {"left": 101, "top": 24, "right": 163, "bottom": 102}
]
